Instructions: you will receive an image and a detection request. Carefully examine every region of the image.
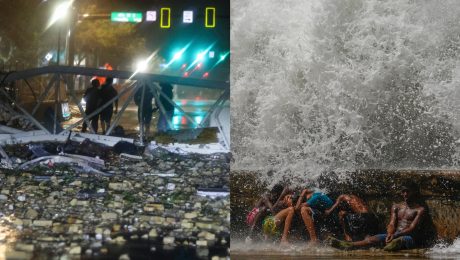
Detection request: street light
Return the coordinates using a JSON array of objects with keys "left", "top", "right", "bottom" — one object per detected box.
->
[{"left": 47, "top": 0, "right": 74, "bottom": 65}]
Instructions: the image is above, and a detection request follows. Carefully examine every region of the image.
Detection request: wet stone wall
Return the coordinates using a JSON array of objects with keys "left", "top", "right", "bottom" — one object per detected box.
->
[{"left": 231, "top": 170, "right": 460, "bottom": 244}]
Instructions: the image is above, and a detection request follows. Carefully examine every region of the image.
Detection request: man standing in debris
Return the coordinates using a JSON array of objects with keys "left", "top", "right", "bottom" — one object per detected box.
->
[
  {"left": 329, "top": 181, "right": 425, "bottom": 251},
  {"left": 82, "top": 78, "right": 100, "bottom": 133},
  {"left": 99, "top": 77, "right": 118, "bottom": 134},
  {"left": 134, "top": 85, "right": 156, "bottom": 137},
  {"left": 157, "top": 83, "right": 174, "bottom": 133}
]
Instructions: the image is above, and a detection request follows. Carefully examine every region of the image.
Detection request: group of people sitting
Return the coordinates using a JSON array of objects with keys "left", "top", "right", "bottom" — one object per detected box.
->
[{"left": 245, "top": 181, "right": 426, "bottom": 251}]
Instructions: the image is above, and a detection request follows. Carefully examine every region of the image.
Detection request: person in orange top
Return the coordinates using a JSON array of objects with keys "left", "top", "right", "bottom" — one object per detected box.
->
[{"left": 96, "top": 63, "right": 113, "bottom": 85}]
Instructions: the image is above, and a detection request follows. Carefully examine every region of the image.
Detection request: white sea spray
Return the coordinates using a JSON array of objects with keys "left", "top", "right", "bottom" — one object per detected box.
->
[{"left": 231, "top": 0, "right": 460, "bottom": 186}]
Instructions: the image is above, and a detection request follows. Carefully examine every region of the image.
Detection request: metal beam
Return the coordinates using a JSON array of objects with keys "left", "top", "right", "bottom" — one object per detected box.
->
[
  {"left": 0, "top": 87, "right": 51, "bottom": 134},
  {"left": 31, "top": 74, "right": 58, "bottom": 116},
  {"left": 23, "top": 79, "right": 38, "bottom": 103},
  {"left": 150, "top": 83, "right": 174, "bottom": 131},
  {"left": 105, "top": 83, "right": 140, "bottom": 136},
  {"left": 1, "top": 66, "right": 229, "bottom": 90},
  {"left": 197, "top": 88, "right": 230, "bottom": 129},
  {"left": 53, "top": 74, "right": 59, "bottom": 134},
  {"left": 59, "top": 75, "right": 96, "bottom": 134},
  {"left": 139, "top": 81, "right": 146, "bottom": 143},
  {"left": 147, "top": 83, "right": 199, "bottom": 128}
]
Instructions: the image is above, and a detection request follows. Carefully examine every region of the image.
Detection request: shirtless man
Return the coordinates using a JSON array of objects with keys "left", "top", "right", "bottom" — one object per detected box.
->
[
  {"left": 324, "top": 194, "right": 376, "bottom": 241},
  {"left": 330, "top": 181, "right": 425, "bottom": 251}
]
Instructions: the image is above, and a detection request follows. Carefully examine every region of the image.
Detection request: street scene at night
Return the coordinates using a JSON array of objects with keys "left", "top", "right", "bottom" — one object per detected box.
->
[{"left": 0, "top": 0, "right": 229, "bottom": 259}]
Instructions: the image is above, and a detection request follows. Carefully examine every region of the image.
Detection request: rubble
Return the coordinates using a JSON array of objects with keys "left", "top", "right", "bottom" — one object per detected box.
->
[{"left": 0, "top": 135, "right": 230, "bottom": 258}]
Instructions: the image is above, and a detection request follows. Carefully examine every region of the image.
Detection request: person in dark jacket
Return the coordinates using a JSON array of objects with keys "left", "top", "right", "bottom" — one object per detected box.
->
[
  {"left": 99, "top": 77, "right": 118, "bottom": 134},
  {"left": 157, "top": 83, "right": 174, "bottom": 133},
  {"left": 82, "top": 78, "right": 100, "bottom": 133},
  {"left": 134, "top": 85, "right": 155, "bottom": 137}
]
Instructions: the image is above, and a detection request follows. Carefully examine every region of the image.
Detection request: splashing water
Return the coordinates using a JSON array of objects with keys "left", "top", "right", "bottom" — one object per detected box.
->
[
  {"left": 426, "top": 238, "right": 460, "bottom": 259},
  {"left": 231, "top": 0, "right": 460, "bottom": 185}
]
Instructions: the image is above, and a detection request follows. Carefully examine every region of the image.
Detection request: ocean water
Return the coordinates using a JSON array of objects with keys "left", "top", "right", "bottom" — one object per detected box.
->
[
  {"left": 231, "top": 0, "right": 460, "bottom": 184},
  {"left": 230, "top": 0, "right": 460, "bottom": 258},
  {"left": 231, "top": 240, "right": 460, "bottom": 260}
]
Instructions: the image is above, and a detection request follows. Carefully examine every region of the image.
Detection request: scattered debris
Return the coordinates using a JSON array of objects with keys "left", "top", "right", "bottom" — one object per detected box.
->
[
  {"left": 120, "top": 153, "right": 143, "bottom": 161},
  {"left": 18, "top": 155, "right": 111, "bottom": 177},
  {"left": 0, "top": 123, "right": 229, "bottom": 258}
]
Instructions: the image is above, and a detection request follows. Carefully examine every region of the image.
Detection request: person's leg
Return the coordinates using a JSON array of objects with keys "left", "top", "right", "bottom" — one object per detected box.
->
[
  {"left": 339, "top": 211, "right": 352, "bottom": 241},
  {"left": 137, "top": 107, "right": 142, "bottom": 128},
  {"left": 144, "top": 106, "right": 153, "bottom": 137},
  {"left": 383, "top": 235, "right": 414, "bottom": 251},
  {"left": 274, "top": 206, "right": 295, "bottom": 244},
  {"left": 165, "top": 110, "right": 174, "bottom": 131},
  {"left": 106, "top": 112, "right": 112, "bottom": 130},
  {"left": 300, "top": 206, "right": 318, "bottom": 242},
  {"left": 248, "top": 206, "right": 267, "bottom": 239},
  {"left": 157, "top": 112, "right": 166, "bottom": 133},
  {"left": 99, "top": 111, "right": 107, "bottom": 134},
  {"left": 329, "top": 233, "right": 384, "bottom": 250},
  {"left": 352, "top": 234, "right": 385, "bottom": 247},
  {"left": 90, "top": 114, "right": 98, "bottom": 134},
  {"left": 100, "top": 119, "right": 106, "bottom": 134}
]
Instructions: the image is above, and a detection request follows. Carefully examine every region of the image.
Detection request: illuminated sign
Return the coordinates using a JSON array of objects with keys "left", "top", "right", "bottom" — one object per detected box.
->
[
  {"left": 146, "top": 11, "right": 156, "bottom": 21},
  {"left": 205, "top": 7, "right": 215, "bottom": 28},
  {"left": 111, "top": 12, "right": 142, "bottom": 23},
  {"left": 160, "top": 8, "right": 171, "bottom": 28},
  {"left": 183, "top": 10, "right": 193, "bottom": 23}
]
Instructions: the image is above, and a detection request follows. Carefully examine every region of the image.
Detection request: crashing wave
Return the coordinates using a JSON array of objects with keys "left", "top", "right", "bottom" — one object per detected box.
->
[{"left": 231, "top": 0, "right": 460, "bottom": 185}]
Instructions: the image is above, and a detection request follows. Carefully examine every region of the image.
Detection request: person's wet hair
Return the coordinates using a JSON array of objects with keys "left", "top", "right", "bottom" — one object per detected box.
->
[
  {"left": 401, "top": 181, "right": 420, "bottom": 193},
  {"left": 270, "top": 184, "right": 284, "bottom": 198},
  {"left": 91, "top": 78, "right": 100, "bottom": 87}
]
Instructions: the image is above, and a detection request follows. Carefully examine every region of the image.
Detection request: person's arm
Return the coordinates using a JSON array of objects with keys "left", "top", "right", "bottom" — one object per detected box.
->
[
  {"left": 261, "top": 193, "right": 275, "bottom": 212},
  {"left": 385, "top": 204, "right": 398, "bottom": 243},
  {"left": 295, "top": 189, "right": 308, "bottom": 211},
  {"left": 113, "top": 89, "right": 119, "bottom": 113},
  {"left": 273, "top": 187, "right": 290, "bottom": 209},
  {"left": 324, "top": 194, "right": 346, "bottom": 216},
  {"left": 83, "top": 89, "right": 89, "bottom": 101},
  {"left": 395, "top": 207, "right": 425, "bottom": 237}
]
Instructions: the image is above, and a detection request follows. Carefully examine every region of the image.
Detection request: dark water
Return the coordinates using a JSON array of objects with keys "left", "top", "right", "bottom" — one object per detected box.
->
[
  {"left": 94, "top": 242, "right": 227, "bottom": 260},
  {"left": 230, "top": 241, "right": 450, "bottom": 260},
  {"left": 30, "top": 241, "right": 229, "bottom": 260}
]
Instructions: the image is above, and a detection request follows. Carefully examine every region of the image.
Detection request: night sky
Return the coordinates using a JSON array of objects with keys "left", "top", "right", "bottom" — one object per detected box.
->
[
  {"left": 0, "top": 0, "right": 229, "bottom": 80},
  {"left": 91, "top": 0, "right": 230, "bottom": 79}
]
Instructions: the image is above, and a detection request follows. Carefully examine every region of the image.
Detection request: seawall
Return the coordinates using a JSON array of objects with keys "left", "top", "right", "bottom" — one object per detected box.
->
[{"left": 231, "top": 170, "right": 460, "bottom": 243}]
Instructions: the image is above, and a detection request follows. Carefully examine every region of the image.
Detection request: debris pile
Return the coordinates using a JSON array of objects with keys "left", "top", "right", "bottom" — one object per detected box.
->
[
  {"left": 0, "top": 103, "right": 34, "bottom": 130},
  {"left": 0, "top": 134, "right": 230, "bottom": 259}
]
